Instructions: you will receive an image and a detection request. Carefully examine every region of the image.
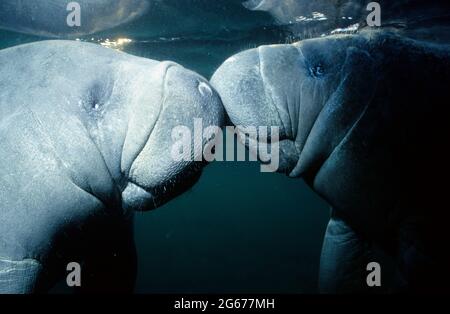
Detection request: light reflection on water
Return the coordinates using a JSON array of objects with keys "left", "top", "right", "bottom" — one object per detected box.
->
[{"left": 99, "top": 37, "right": 133, "bottom": 50}]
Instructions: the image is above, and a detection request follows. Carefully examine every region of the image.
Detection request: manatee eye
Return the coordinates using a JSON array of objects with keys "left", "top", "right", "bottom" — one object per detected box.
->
[
  {"left": 310, "top": 64, "right": 325, "bottom": 77},
  {"left": 83, "top": 80, "right": 113, "bottom": 116},
  {"left": 86, "top": 83, "right": 104, "bottom": 111},
  {"left": 92, "top": 102, "right": 101, "bottom": 110},
  {"left": 87, "top": 94, "right": 103, "bottom": 112}
]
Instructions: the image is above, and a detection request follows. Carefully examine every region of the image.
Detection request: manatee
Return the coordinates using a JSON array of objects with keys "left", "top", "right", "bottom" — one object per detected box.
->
[
  {"left": 211, "top": 30, "right": 450, "bottom": 292},
  {"left": 0, "top": 0, "right": 150, "bottom": 37},
  {"left": 0, "top": 40, "right": 224, "bottom": 293}
]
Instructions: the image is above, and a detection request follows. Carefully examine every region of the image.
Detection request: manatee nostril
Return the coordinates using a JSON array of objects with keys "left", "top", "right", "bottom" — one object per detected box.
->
[
  {"left": 310, "top": 64, "right": 325, "bottom": 77},
  {"left": 198, "top": 81, "right": 212, "bottom": 97}
]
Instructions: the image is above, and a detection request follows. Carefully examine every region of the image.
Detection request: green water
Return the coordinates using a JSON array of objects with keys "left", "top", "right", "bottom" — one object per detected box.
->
[
  {"left": 134, "top": 162, "right": 329, "bottom": 293},
  {"left": 0, "top": 1, "right": 331, "bottom": 293}
]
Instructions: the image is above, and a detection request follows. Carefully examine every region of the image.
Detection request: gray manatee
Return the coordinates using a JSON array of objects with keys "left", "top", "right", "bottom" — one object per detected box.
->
[
  {"left": 0, "top": 0, "right": 149, "bottom": 37},
  {"left": 0, "top": 40, "right": 224, "bottom": 293},
  {"left": 211, "top": 30, "right": 450, "bottom": 292}
]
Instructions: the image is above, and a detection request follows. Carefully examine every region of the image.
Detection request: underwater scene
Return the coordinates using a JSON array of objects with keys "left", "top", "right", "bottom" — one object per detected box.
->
[{"left": 0, "top": 0, "right": 449, "bottom": 296}]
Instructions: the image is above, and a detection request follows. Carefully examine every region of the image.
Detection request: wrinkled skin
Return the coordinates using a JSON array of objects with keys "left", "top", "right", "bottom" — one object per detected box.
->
[
  {"left": 0, "top": 40, "right": 224, "bottom": 293},
  {"left": 211, "top": 30, "right": 450, "bottom": 292}
]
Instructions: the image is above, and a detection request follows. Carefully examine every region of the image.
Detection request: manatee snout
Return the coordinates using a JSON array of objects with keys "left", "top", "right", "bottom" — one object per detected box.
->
[
  {"left": 211, "top": 45, "right": 302, "bottom": 173},
  {"left": 123, "top": 65, "right": 225, "bottom": 211},
  {"left": 211, "top": 38, "right": 351, "bottom": 175}
]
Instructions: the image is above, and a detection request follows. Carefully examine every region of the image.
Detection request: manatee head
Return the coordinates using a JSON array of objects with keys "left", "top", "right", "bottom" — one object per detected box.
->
[
  {"left": 121, "top": 62, "right": 225, "bottom": 211},
  {"left": 211, "top": 34, "right": 375, "bottom": 176}
]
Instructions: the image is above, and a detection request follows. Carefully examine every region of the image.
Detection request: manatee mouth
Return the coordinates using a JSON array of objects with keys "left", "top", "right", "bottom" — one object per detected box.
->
[
  {"left": 211, "top": 44, "right": 302, "bottom": 174},
  {"left": 121, "top": 181, "right": 156, "bottom": 212},
  {"left": 121, "top": 161, "right": 205, "bottom": 212},
  {"left": 234, "top": 126, "right": 299, "bottom": 174}
]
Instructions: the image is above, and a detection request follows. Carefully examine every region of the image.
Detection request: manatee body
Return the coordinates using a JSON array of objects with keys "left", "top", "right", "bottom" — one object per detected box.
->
[
  {"left": 0, "top": 0, "right": 149, "bottom": 37},
  {"left": 211, "top": 30, "right": 450, "bottom": 292},
  {"left": 0, "top": 40, "right": 224, "bottom": 293}
]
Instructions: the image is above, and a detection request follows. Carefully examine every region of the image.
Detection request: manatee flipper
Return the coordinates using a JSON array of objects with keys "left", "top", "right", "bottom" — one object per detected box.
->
[
  {"left": 0, "top": 258, "right": 43, "bottom": 294},
  {"left": 319, "top": 210, "right": 370, "bottom": 293}
]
